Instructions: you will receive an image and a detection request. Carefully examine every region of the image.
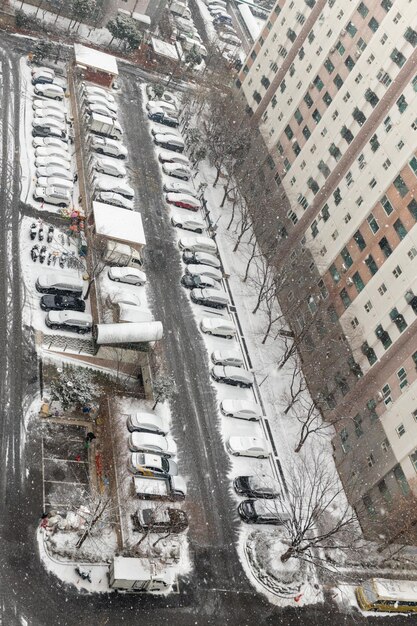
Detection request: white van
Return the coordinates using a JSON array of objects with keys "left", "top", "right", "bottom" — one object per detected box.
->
[
  {"left": 178, "top": 236, "right": 217, "bottom": 254},
  {"left": 36, "top": 272, "right": 84, "bottom": 296}
]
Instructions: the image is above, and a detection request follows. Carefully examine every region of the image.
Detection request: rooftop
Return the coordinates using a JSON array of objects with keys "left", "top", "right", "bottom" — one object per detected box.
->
[
  {"left": 74, "top": 44, "right": 119, "bottom": 76},
  {"left": 92, "top": 201, "right": 146, "bottom": 247}
]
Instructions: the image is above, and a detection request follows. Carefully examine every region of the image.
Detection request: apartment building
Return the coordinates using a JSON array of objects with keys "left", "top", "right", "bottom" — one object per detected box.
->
[{"left": 236, "top": 0, "right": 417, "bottom": 538}]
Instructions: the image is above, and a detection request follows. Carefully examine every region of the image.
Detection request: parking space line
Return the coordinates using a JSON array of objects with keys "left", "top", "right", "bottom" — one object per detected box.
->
[
  {"left": 43, "top": 457, "right": 88, "bottom": 464},
  {"left": 41, "top": 438, "right": 46, "bottom": 512},
  {"left": 44, "top": 479, "right": 88, "bottom": 486}
]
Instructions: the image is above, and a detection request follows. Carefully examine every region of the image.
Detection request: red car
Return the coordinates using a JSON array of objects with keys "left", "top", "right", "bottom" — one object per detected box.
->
[{"left": 165, "top": 193, "right": 201, "bottom": 211}]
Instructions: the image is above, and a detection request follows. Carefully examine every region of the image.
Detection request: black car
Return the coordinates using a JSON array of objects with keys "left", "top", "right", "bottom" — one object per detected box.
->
[
  {"left": 233, "top": 475, "right": 281, "bottom": 499},
  {"left": 32, "top": 125, "right": 67, "bottom": 141},
  {"left": 148, "top": 111, "right": 179, "bottom": 128},
  {"left": 40, "top": 294, "right": 86, "bottom": 312},
  {"left": 238, "top": 500, "right": 290, "bottom": 525},
  {"left": 181, "top": 274, "right": 219, "bottom": 290},
  {"left": 31, "top": 75, "right": 54, "bottom": 85}
]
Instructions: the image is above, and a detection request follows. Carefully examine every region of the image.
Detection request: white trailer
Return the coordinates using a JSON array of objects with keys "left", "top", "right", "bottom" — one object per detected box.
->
[{"left": 109, "top": 556, "right": 175, "bottom": 593}]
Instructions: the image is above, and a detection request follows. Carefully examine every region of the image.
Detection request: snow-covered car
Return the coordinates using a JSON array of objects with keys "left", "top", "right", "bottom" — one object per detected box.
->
[
  {"left": 83, "top": 85, "right": 115, "bottom": 103},
  {"left": 45, "top": 311, "right": 93, "bottom": 334},
  {"left": 31, "top": 68, "right": 55, "bottom": 84},
  {"left": 200, "top": 317, "right": 236, "bottom": 338},
  {"left": 146, "top": 86, "right": 179, "bottom": 108},
  {"left": 163, "top": 180, "right": 195, "bottom": 195},
  {"left": 182, "top": 251, "right": 220, "bottom": 268},
  {"left": 178, "top": 236, "right": 217, "bottom": 254},
  {"left": 36, "top": 166, "right": 72, "bottom": 180},
  {"left": 93, "top": 176, "right": 134, "bottom": 199},
  {"left": 32, "top": 107, "right": 66, "bottom": 122},
  {"left": 234, "top": 475, "right": 281, "bottom": 499},
  {"left": 185, "top": 264, "right": 222, "bottom": 281},
  {"left": 219, "top": 32, "right": 241, "bottom": 46},
  {"left": 106, "top": 289, "right": 141, "bottom": 308},
  {"left": 128, "top": 432, "right": 177, "bottom": 458},
  {"left": 40, "top": 294, "right": 86, "bottom": 312},
  {"left": 32, "top": 116, "right": 66, "bottom": 133},
  {"left": 191, "top": 288, "right": 229, "bottom": 309},
  {"left": 126, "top": 412, "right": 168, "bottom": 436},
  {"left": 94, "top": 191, "right": 134, "bottom": 210},
  {"left": 31, "top": 65, "right": 55, "bottom": 77},
  {"left": 33, "top": 99, "right": 66, "bottom": 113},
  {"left": 220, "top": 399, "right": 261, "bottom": 420},
  {"left": 37, "top": 176, "right": 73, "bottom": 191},
  {"left": 150, "top": 125, "right": 182, "bottom": 138},
  {"left": 238, "top": 500, "right": 289, "bottom": 525},
  {"left": 35, "top": 147, "right": 70, "bottom": 162},
  {"left": 107, "top": 267, "right": 146, "bottom": 286},
  {"left": 211, "top": 350, "right": 244, "bottom": 368},
  {"left": 32, "top": 136, "right": 69, "bottom": 150},
  {"left": 148, "top": 109, "right": 179, "bottom": 128},
  {"left": 181, "top": 273, "right": 221, "bottom": 290},
  {"left": 86, "top": 102, "right": 118, "bottom": 120},
  {"left": 127, "top": 453, "right": 178, "bottom": 476},
  {"left": 85, "top": 94, "right": 118, "bottom": 113},
  {"left": 214, "top": 22, "right": 237, "bottom": 34},
  {"left": 89, "top": 136, "right": 127, "bottom": 159},
  {"left": 33, "top": 186, "right": 71, "bottom": 207},
  {"left": 211, "top": 365, "right": 253, "bottom": 387},
  {"left": 93, "top": 157, "right": 126, "bottom": 178},
  {"left": 171, "top": 214, "right": 204, "bottom": 233},
  {"left": 33, "top": 83, "right": 65, "bottom": 100},
  {"left": 166, "top": 193, "right": 200, "bottom": 210},
  {"left": 153, "top": 134, "right": 184, "bottom": 152},
  {"left": 226, "top": 436, "right": 270, "bottom": 458},
  {"left": 158, "top": 150, "right": 191, "bottom": 166},
  {"left": 162, "top": 163, "right": 192, "bottom": 181},
  {"left": 32, "top": 124, "right": 66, "bottom": 141},
  {"left": 35, "top": 155, "right": 71, "bottom": 170},
  {"left": 146, "top": 100, "right": 178, "bottom": 115}
]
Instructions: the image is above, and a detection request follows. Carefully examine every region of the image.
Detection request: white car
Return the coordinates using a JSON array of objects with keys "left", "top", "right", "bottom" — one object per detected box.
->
[
  {"left": 35, "top": 156, "right": 71, "bottom": 170},
  {"left": 182, "top": 251, "right": 220, "bottom": 268},
  {"left": 146, "top": 85, "right": 179, "bottom": 108},
  {"left": 226, "top": 436, "right": 270, "bottom": 458},
  {"left": 178, "top": 236, "right": 217, "bottom": 254},
  {"left": 107, "top": 289, "right": 141, "bottom": 307},
  {"left": 219, "top": 33, "right": 241, "bottom": 46},
  {"left": 94, "top": 176, "right": 134, "bottom": 199},
  {"left": 94, "top": 191, "right": 134, "bottom": 210},
  {"left": 33, "top": 83, "right": 65, "bottom": 100},
  {"left": 93, "top": 157, "right": 126, "bottom": 178},
  {"left": 32, "top": 117, "right": 66, "bottom": 133},
  {"left": 185, "top": 264, "right": 222, "bottom": 281},
  {"left": 107, "top": 267, "right": 146, "bottom": 286},
  {"left": 211, "top": 350, "right": 244, "bottom": 368},
  {"left": 146, "top": 100, "right": 178, "bottom": 114},
  {"left": 163, "top": 180, "right": 196, "bottom": 195},
  {"left": 36, "top": 166, "right": 72, "bottom": 180},
  {"left": 128, "top": 453, "right": 178, "bottom": 476},
  {"left": 200, "top": 318, "right": 236, "bottom": 338},
  {"left": 128, "top": 432, "right": 177, "bottom": 458},
  {"left": 37, "top": 176, "right": 73, "bottom": 191},
  {"left": 171, "top": 214, "right": 205, "bottom": 233},
  {"left": 158, "top": 150, "right": 191, "bottom": 167},
  {"left": 33, "top": 186, "right": 71, "bottom": 207},
  {"left": 31, "top": 65, "right": 55, "bottom": 77},
  {"left": 162, "top": 163, "right": 192, "bottom": 181},
  {"left": 166, "top": 193, "right": 200, "bottom": 210},
  {"left": 220, "top": 399, "right": 262, "bottom": 421},
  {"left": 85, "top": 94, "right": 118, "bottom": 113},
  {"left": 86, "top": 102, "right": 118, "bottom": 120},
  {"left": 32, "top": 107, "right": 65, "bottom": 122},
  {"left": 150, "top": 125, "right": 182, "bottom": 138},
  {"left": 211, "top": 365, "right": 254, "bottom": 388},
  {"left": 32, "top": 136, "right": 69, "bottom": 150},
  {"left": 83, "top": 85, "right": 115, "bottom": 103},
  {"left": 33, "top": 99, "right": 66, "bottom": 113},
  {"left": 90, "top": 136, "right": 127, "bottom": 159},
  {"left": 126, "top": 412, "right": 168, "bottom": 435},
  {"left": 35, "top": 146, "right": 71, "bottom": 161}
]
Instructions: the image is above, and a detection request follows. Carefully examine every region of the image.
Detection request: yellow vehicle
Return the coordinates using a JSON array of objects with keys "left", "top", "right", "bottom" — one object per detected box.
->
[{"left": 356, "top": 578, "right": 417, "bottom": 612}]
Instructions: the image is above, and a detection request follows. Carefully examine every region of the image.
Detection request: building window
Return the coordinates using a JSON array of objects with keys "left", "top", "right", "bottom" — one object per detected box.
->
[
  {"left": 352, "top": 271, "right": 365, "bottom": 293},
  {"left": 378, "top": 480, "right": 392, "bottom": 504},
  {"left": 304, "top": 92, "right": 313, "bottom": 108},
  {"left": 393, "top": 265, "right": 402, "bottom": 278},
  {"left": 407, "top": 199, "right": 417, "bottom": 220},
  {"left": 364, "top": 300, "right": 373, "bottom": 313},
  {"left": 369, "top": 135, "right": 380, "bottom": 153},
  {"left": 323, "top": 91, "right": 332, "bottom": 106},
  {"left": 378, "top": 283, "right": 387, "bottom": 296},
  {"left": 378, "top": 237, "right": 392, "bottom": 258},
  {"left": 397, "top": 140, "right": 405, "bottom": 151},
  {"left": 329, "top": 264, "right": 341, "bottom": 283},
  {"left": 345, "top": 56, "right": 355, "bottom": 71},
  {"left": 396, "top": 95, "right": 408, "bottom": 113},
  {"left": 368, "top": 17, "right": 379, "bottom": 32},
  {"left": 396, "top": 423, "right": 406, "bottom": 438},
  {"left": 393, "top": 175, "right": 409, "bottom": 197},
  {"left": 346, "top": 171, "right": 353, "bottom": 186},
  {"left": 380, "top": 195, "right": 393, "bottom": 215},
  {"left": 307, "top": 177, "right": 319, "bottom": 194},
  {"left": 358, "top": 153, "right": 366, "bottom": 169},
  {"left": 383, "top": 158, "right": 391, "bottom": 170},
  {"left": 363, "top": 495, "right": 376, "bottom": 518},
  {"left": 397, "top": 366, "right": 408, "bottom": 388},
  {"left": 390, "top": 48, "right": 406, "bottom": 67},
  {"left": 384, "top": 116, "right": 392, "bottom": 132},
  {"left": 351, "top": 316, "right": 359, "bottom": 329},
  {"left": 408, "top": 247, "right": 417, "bottom": 260},
  {"left": 365, "top": 89, "right": 379, "bottom": 107},
  {"left": 334, "top": 188, "right": 342, "bottom": 205},
  {"left": 318, "top": 160, "right": 330, "bottom": 178},
  {"left": 340, "top": 288, "right": 351, "bottom": 309},
  {"left": 340, "top": 428, "right": 350, "bottom": 453},
  {"left": 367, "top": 453, "right": 375, "bottom": 468},
  {"left": 253, "top": 91, "right": 262, "bottom": 104},
  {"left": 393, "top": 218, "right": 407, "bottom": 240},
  {"left": 365, "top": 255, "right": 378, "bottom": 275},
  {"left": 344, "top": 213, "right": 352, "bottom": 224},
  {"left": 393, "top": 465, "right": 410, "bottom": 496},
  {"left": 341, "top": 126, "right": 354, "bottom": 143},
  {"left": 404, "top": 27, "right": 417, "bottom": 47},
  {"left": 324, "top": 58, "right": 334, "bottom": 74},
  {"left": 302, "top": 125, "right": 311, "bottom": 140},
  {"left": 381, "top": 0, "right": 392, "bottom": 10},
  {"left": 329, "top": 144, "right": 341, "bottom": 160},
  {"left": 332, "top": 230, "right": 339, "bottom": 241},
  {"left": 354, "top": 414, "right": 363, "bottom": 437},
  {"left": 409, "top": 156, "right": 417, "bottom": 175},
  {"left": 317, "top": 279, "right": 328, "bottom": 299},
  {"left": 377, "top": 69, "right": 392, "bottom": 86},
  {"left": 367, "top": 213, "right": 379, "bottom": 234},
  {"left": 353, "top": 107, "right": 366, "bottom": 125},
  {"left": 381, "top": 438, "right": 390, "bottom": 452},
  {"left": 333, "top": 74, "right": 343, "bottom": 89},
  {"left": 292, "top": 142, "right": 301, "bottom": 156},
  {"left": 312, "top": 109, "right": 322, "bottom": 124},
  {"left": 354, "top": 230, "right": 366, "bottom": 251},
  {"left": 294, "top": 109, "right": 303, "bottom": 125},
  {"left": 369, "top": 178, "right": 377, "bottom": 189},
  {"left": 284, "top": 125, "right": 294, "bottom": 140},
  {"left": 382, "top": 383, "right": 392, "bottom": 405},
  {"left": 390, "top": 308, "right": 407, "bottom": 332},
  {"left": 362, "top": 342, "right": 377, "bottom": 365},
  {"left": 358, "top": 2, "right": 369, "bottom": 17},
  {"left": 313, "top": 75, "right": 323, "bottom": 91}
]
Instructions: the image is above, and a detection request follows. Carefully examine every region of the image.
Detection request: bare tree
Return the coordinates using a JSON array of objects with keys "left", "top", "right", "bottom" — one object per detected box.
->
[{"left": 280, "top": 355, "right": 306, "bottom": 415}]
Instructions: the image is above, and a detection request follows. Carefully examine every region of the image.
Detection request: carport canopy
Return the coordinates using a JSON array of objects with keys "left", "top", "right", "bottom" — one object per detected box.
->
[
  {"left": 92, "top": 201, "right": 146, "bottom": 248},
  {"left": 74, "top": 44, "right": 119, "bottom": 76}
]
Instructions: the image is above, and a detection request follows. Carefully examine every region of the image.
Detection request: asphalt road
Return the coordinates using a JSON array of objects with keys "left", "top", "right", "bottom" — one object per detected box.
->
[{"left": 0, "top": 33, "right": 412, "bottom": 626}]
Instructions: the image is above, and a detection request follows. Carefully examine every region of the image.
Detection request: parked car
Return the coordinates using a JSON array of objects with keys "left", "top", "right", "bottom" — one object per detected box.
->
[
  {"left": 146, "top": 86, "right": 179, "bottom": 108},
  {"left": 132, "top": 507, "right": 188, "bottom": 533},
  {"left": 107, "top": 289, "right": 141, "bottom": 308},
  {"left": 200, "top": 317, "right": 236, "bottom": 338},
  {"left": 37, "top": 176, "right": 73, "bottom": 191},
  {"left": 181, "top": 273, "right": 220, "bottom": 290},
  {"left": 93, "top": 157, "right": 126, "bottom": 178},
  {"left": 213, "top": 14, "right": 232, "bottom": 24},
  {"left": 108, "top": 266, "right": 146, "bottom": 286},
  {"left": 83, "top": 85, "right": 115, "bottom": 103},
  {"left": 40, "top": 294, "right": 86, "bottom": 312},
  {"left": 171, "top": 214, "right": 204, "bottom": 233},
  {"left": 94, "top": 191, "right": 134, "bottom": 210},
  {"left": 93, "top": 176, "right": 134, "bottom": 199},
  {"left": 215, "top": 22, "right": 237, "bottom": 34},
  {"left": 182, "top": 251, "right": 220, "bottom": 268},
  {"left": 32, "top": 106, "right": 65, "bottom": 122},
  {"left": 163, "top": 180, "right": 195, "bottom": 194},
  {"left": 234, "top": 475, "right": 281, "bottom": 499},
  {"left": 153, "top": 134, "right": 184, "bottom": 152},
  {"left": 238, "top": 500, "right": 289, "bottom": 525},
  {"left": 211, "top": 350, "right": 243, "bottom": 368},
  {"left": 128, "top": 432, "right": 177, "bottom": 458},
  {"left": 227, "top": 436, "right": 270, "bottom": 458},
  {"left": 45, "top": 310, "right": 92, "bottom": 334},
  {"left": 191, "top": 288, "right": 228, "bottom": 309},
  {"left": 148, "top": 108, "right": 179, "bottom": 128},
  {"left": 211, "top": 365, "right": 253, "bottom": 387},
  {"left": 31, "top": 65, "right": 55, "bottom": 77},
  {"left": 162, "top": 163, "right": 192, "bottom": 181},
  {"left": 126, "top": 412, "right": 168, "bottom": 436},
  {"left": 35, "top": 153, "right": 71, "bottom": 169},
  {"left": 220, "top": 399, "right": 261, "bottom": 421},
  {"left": 185, "top": 263, "right": 222, "bottom": 281},
  {"left": 151, "top": 126, "right": 182, "bottom": 138},
  {"left": 33, "top": 186, "right": 71, "bottom": 207},
  {"left": 33, "top": 83, "right": 65, "bottom": 100},
  {"left": 146, "top": 100, "right": 178, "bottom": 115},
  {"left": 36, "top": 166, "right": 72, "bottom": 180},
  {"left": 85, "top": 94, "right": 118, "bottom": 113},
  {"left": 128, "top": 453, "right": 178, "bottom": 476},
  {"left": 219, "top": 32, "right": 241, "bottom": 46},
  {"left": 158, "top": 150, "right": 191, "bottom": 166},
  {"left": 166, "top": 193, "right": 200, "bottom": 210},
  {"left": 86, "top": 102, "right": 118, "bottom": 120},
  {"left": 178, "top": 236, "right": 217, "bottom": 254},
  {"left": 36, "top": 272, "right": 83, "bottom": 296},
  {"left": 32, "top": 136, "right": 68, "bottom": 150},
  {"left": 32, "top": 125, "right": 66, "bottom": 141},
  {"left": 90, "top": 136, "right": 127, "bottom": 159},
  {"left": 31, "top": 68, "right": 54, "bottom": 85},
  {"left": 35, "top": 146, "right": 70, "bottom": 161}
]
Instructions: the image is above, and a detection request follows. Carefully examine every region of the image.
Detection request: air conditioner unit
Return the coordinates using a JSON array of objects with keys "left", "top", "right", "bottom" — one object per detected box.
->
[
  {"left": 340, "top": 29, "right": 346, "bottom": 36},
  {"left": 355, "top": 49, "right": 362, "bottom": 58},
  {"left": 341, "top": 263, "right": 348, "bottom": 273},
  {"left": 376, "top": 391, "right": 384, "bottom": 402},
  {"left": 346, "top": 277, "right": 353, "bottom": 286}
]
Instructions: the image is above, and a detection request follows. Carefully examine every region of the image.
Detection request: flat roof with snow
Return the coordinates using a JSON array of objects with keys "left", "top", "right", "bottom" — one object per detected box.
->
[
  {"left": 92, "top": 201, "right": 146, "bottom": 247},
  {"left": 118, "top": 9, "right": 151, "bottom": 26},
  {"left": 151, "top": 37, "right": 180, "bottom": 61},
  {"left": 74, "top": 44, "right": 118, "bottom": 76}
]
